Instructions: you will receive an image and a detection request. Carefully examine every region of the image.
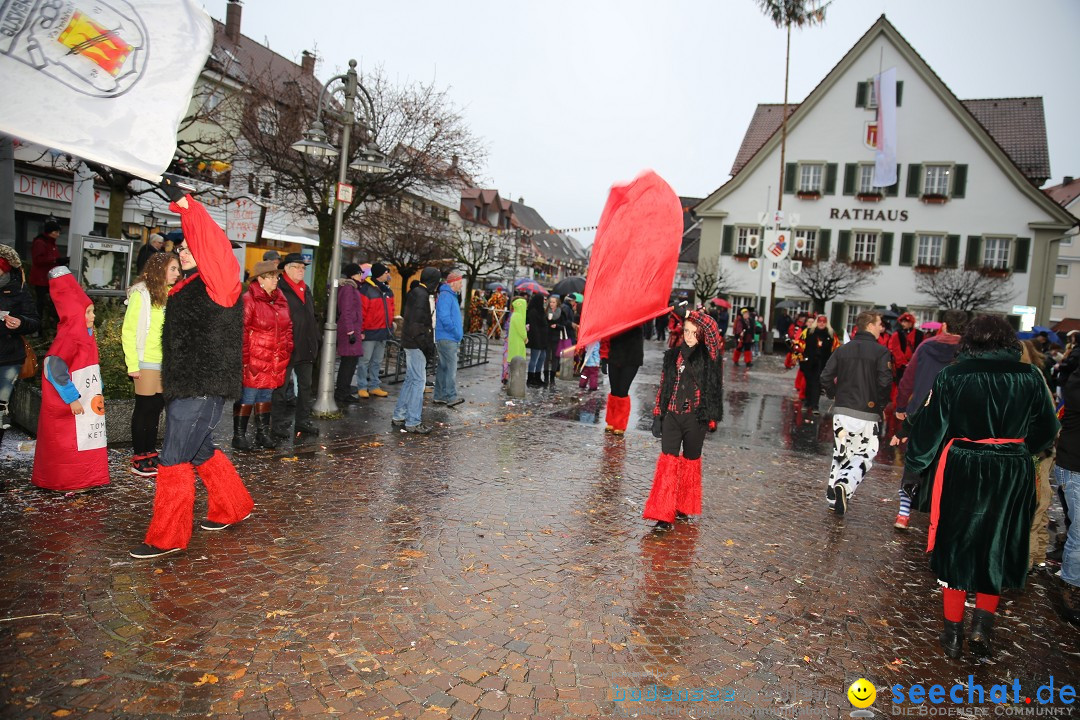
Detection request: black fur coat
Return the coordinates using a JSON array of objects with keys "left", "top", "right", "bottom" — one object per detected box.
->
[{"left": 654, "top": 343, "right": 723, "bottom": 425}]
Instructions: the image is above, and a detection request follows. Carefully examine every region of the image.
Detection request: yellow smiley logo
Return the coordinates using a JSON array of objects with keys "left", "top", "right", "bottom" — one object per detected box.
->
[{"left": 848, "top": 678, "right": 876, "bottom": 708}]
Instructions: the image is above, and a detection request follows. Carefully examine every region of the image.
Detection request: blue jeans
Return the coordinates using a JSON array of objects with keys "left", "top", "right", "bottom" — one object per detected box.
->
[
  {"left": 0, "top": 363, "right": 19, "bottom": 403},
  {"left": 241, "top": 386, "right": 273, "bottom": 404},
  {"left": 528, "top": 348, "right": 546, "bottom": 373},
  {"left": 1053, "top": 464, "right": 1080, "bottom": 586},
  {"left": 159, "top": 396, "right": 225, "bottom": 467},
  {"left": 355, "top": 339, "right": 386, "bottom": 390},
  {"left": 392, "top": 348, "right": 426, "bottom": 427},
  {"left": 434, "top": 340, "right": 460, "bottom": 402}
]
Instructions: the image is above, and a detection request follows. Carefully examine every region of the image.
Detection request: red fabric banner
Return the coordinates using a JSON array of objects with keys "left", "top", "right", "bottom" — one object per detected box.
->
[{"left": 576, "top": 171, "right": 682, "bottom": 349}]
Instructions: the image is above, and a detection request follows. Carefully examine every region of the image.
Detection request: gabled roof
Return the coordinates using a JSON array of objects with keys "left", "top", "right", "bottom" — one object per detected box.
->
[
  {"left": 730, "top": 98, "right": 1051, "bottom": 183},
  {"left": 509, "top": 201, "right": 552, "bottom": 232},
  {"left": 698, "top": 14, "right": 1074, "bottom": 229},
  {"left": 207, "top": 19, "right": 323, "bottom": 101},
  {"left": 1046, "top": 176, "right": 1080, "bottom": 209}
]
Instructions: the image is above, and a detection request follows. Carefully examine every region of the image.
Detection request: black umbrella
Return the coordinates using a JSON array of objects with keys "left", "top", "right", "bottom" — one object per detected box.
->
[
  {"left": 551, "top": 276, "right": 586, "bottom": 297},
  {"left": 876, "top": 307, "right": 900, "bottom": 320},
  {"left": 775, "top": 300, "right": 800, "bottom": 310}
]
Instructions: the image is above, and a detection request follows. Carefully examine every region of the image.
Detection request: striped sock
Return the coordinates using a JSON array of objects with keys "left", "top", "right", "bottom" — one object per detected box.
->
[{"left": 898, "top": 488, "right": 912, "bottom": 518}]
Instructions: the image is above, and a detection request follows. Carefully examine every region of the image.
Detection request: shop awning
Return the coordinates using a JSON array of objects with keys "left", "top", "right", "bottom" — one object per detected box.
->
[{"left": 262, "top": 230, "right": 320, "bottom": 247}]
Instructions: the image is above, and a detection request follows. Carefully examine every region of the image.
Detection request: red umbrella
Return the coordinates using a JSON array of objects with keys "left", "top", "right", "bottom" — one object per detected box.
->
[
  {"left": 711, "top": 297, "right": 731, "bottom": 308},
  {"left": 516, "top": 280, "right": 548, "bottom": 295}
]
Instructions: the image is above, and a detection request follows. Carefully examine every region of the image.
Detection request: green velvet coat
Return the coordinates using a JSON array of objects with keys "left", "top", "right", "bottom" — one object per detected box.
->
[{"left": 905, "top": 348, "right": 1060, "bottom": 594}]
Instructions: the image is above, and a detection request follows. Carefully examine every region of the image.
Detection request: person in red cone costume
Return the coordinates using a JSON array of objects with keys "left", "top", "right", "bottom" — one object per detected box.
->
[
  {"left": 32, "top": 267, "right": 110, "bottom": 491},
  {"left": 643, "top": 309, "right": 724, "bottom": 530},
  {"left": 130, "top": 180, "right": 253, "bottom": 559}
]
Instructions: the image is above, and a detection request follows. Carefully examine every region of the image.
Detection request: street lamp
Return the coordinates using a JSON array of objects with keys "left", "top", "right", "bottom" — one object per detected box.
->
[
  {"left": 142, "top": 209, "right": 158, "bottom": 249},
  {"left": 292, "top": 58, "right": 390, "bottom": 416}
]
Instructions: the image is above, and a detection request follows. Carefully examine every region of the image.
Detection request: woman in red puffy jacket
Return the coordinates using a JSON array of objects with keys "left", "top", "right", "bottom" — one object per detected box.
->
[{"left": 234, "top": 260, "right": 293, "bottom": 450}]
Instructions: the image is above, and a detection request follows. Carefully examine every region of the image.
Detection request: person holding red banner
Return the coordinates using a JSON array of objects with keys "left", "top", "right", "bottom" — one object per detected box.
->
[
  {"left": 643, "top": 310, "right": 724, "bottom": 530},
  {"left": 603, "top": 325, "right": 644, "bottom": 435}
]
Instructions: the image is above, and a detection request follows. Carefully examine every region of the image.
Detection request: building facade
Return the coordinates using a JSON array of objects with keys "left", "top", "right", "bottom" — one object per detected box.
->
[
  {"left": 1046, "top": 176, "right": 1080, "bottom": 331},
  {"left": 695, "top": 15, "right": 1076, "bottom": 333}
]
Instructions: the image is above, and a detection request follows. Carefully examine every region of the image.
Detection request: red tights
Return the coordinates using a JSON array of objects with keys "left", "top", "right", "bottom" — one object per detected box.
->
[{"left": 942, "top": 588, "right": 999, "bottom": 622}]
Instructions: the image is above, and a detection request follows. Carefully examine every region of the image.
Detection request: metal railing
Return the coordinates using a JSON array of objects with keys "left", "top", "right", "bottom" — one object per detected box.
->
[{"left": 382, "top": 333, "right": 490, "bottom": 384}]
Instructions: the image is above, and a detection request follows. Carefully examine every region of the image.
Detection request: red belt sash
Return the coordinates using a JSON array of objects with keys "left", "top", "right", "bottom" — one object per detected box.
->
[{"left": 927, "top": 437, "right": 1023, "bottom": 553}]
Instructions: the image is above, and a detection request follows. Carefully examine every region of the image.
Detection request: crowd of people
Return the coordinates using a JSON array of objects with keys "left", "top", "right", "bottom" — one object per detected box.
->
[{"left": 2, "top": 194, "right": 1078, "bottom": 654}]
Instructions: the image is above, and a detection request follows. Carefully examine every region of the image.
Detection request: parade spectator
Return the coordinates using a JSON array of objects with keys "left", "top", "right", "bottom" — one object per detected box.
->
[
  {"left": 715, "top": 305, "right": 729, "bottom": 338},
  {"left": 235, "top": 260, "right": 293, "bottom": 451},
  {"left": 887, "top": 312, "right": 923, "bottom": 393},
  {"left": 905, "top": 314, "right": 1059, "bottom": 658},
  {"left": 732, "top": 308, "right": 755, "bottom": 366},
  {"left": 506, "top": 296, "right": 527, "bottom": 384},
  {"left": 654, "top": 312, "right": 667, "bottom": 343},
  {"left": 0, "top": 244, "right": 39, "bottom": 450},
  {"left": 29, "top": 219, "right": 66, "bottom": 330},
  {"left": 891, "top": 309, "right": 967, "bottom": 530},
  {"left": 392, "top": 267, "right": 440, "bottom": 434},
  {"left": 135, "top": 233, "right": 165, "bottom": 274},
  {"left": 819, "top": 310, "right": 892, "bottom": 515},
  {"left": 774, "top": 308, "right": 793, "bottom": 345},
  {"left": 33, "top": 267, "right": 109, "bottom": 492},
  {"left": 122, "top": 251, "right": 180, "bottom": 476},
  {"left": 799, "top": 315, "right": 838, "bottom": 415},
  {"left": 1020, "top": 339, "right": 1057, "bottom": 572},
  {"left": 604, "top": 323, "right": 645, "bottom": 436},
  {"left": 434, "top": 270, "right": 465, "bottom": 407},
  {"left": 273, "top": 253, "right": 319, "bottom": 438},
  {"left": 334, "top": 263, "right": 365, "bottom": 406},
  {"left": 131, "top": 189, "right": 253, "bottom": 559},
  {"left": 1056, "top": 365, "right": 1080, "bottom": 625},
  {"left": 356, "top": 262, "right": 394, "bottom": 399},
  {"left": 525, "top": 293, "right": 548, "bottom": 388},
  {"left": 544, "top": 295, "right": 565, "bottom": 387},
  {"left": 579, "top": 341, "right": 602, "bottom": 391},
  {"left": 643, "top": 310, "right": 724, "bottom": 530}
]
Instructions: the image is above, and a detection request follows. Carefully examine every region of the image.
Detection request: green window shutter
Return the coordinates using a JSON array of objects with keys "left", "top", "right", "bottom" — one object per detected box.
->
[
  {"left": 1012, "top": 237, "right": 1030, "bottom": 273},
  {"left": 879, "top": 232, "right": 894, "bottom": 265},
  {"left": 965, "top": 235, "right": 983, "bottom": 269},
  {"left": 817, "top": 229, "right": 831, "bottom": 260},
  {"left": 895, "top": 81, "right": 903, "bottom": 107},
  {"left": 886, "top": 165, "right": 900, "bottom": 196},
  {"left": 951, "top": 164, "right": 968, "bottom": 198},
  {"left": 783, "top": 163, "right": 797, "bottom": 194},
  {"left": 944, "top": 235, "right": 961, "bottom": 268},
  {"left": 837, "top": 230, "right": 852, "bottom": 262},
  {"left": 824, "top": 163, "right": 838, "bottom": 195},
  {"left": 842, "top": 163, "right": 857, "bottom": 196},
  {"left": 899, "top": 233, "right": 915, "bottom": 266},
  {"left": 830, "top": 303, "right": 845, "bottom": 333},
  {"left": 855, "top": 82, "right": 867, "bottom": 108},
  {"left": 906, "top": 163, "right": 922, "bottom": 197},
  {"left": 721, "top": 225, "right": 734, "bottom": 255}
]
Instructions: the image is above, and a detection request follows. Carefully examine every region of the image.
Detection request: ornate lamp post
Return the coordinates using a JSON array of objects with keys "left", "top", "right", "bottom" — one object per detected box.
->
[{"left": 291, "top": 59, "right": 389, "bottom": 415}]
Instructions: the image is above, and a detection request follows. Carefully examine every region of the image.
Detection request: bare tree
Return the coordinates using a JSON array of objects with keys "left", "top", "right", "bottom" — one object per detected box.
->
[
  {"left": 913, "top": 269, "right": 1014, "bottom": 312},
  {"left": 692, "top": 262, "right": 737, "bottom": 303},
  {"left": 443, "top": 226, "right": 511, "bottom": 322},
  {"left": 352, "top": 202, "right": 452, "bottom": 299},
  {"left": 781, "top": 259, "right": 879, "bottom": 313}
]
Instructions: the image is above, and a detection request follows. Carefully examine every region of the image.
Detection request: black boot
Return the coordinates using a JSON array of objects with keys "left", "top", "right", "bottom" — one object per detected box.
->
[
  {"left": 232, "top": 402, "right": 254, "bottom": 450},
  {"left": 1062, "top": 581, "right": 1080, "bottom": 626},
  {"left": 939, "top": 619, "right": 963, "bottom": 659},
  {"left": 968, "top": 609, "right": 995, "bottom": 656},
  {"left": 527, "top": 372, "right": 541, "bottom": 388},
  {"left": 253, "top": 402, "right": 277, "bottom": 449}
]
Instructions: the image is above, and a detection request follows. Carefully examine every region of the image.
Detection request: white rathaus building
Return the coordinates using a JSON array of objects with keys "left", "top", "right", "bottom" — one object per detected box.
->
[{"left": 695, "top": 15, "right": 1076, "bottom": 334}]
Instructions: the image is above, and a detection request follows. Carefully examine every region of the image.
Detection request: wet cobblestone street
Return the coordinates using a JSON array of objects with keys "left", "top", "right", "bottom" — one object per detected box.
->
[{"left": 1, "top": 344, "right": 1077, "bottom": 719}]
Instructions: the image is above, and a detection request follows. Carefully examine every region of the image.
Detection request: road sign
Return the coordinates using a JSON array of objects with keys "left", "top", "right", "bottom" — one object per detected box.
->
[
  {"left": 1011, "top": 305, "right": 1036, "bottom": 315},
  {"left": 336, "top": 183, "right": 354, "bottom": 204}
]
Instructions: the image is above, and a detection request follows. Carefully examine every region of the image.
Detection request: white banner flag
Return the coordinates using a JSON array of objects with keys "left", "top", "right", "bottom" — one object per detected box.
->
[
  {"left": 873, "top": 67, "right": 898, "bottom": 187},
  {"left": 0, "top": 0, "right": 213, "bottom": 182}
]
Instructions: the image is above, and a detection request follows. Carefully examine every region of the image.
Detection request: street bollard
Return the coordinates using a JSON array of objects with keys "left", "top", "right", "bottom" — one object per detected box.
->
[
  {"left": 558, "top": 348, "right": 576, "bottom": 381},
  {"left": 508, "top": 356, "right": 526, "bottom": 397}
]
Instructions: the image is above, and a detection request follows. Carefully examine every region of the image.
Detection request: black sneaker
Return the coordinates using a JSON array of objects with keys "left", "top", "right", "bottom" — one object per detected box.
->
[
  {"left": 201, "top": 513, "right": 250, "bottom": 531},
  {"left": 391, "top": 418, "right": 406, "bottom": 428},
  {"left": 404, "top": 424, "right": 432, "bottom": 435},
  {"left": 295, "top": 421, "right": 320, "bottom": 436},
  {"left": 825, "top": 485, "right": 836, "bottom": 507},
  {"left": 653, "top": 520, "right": 674, "bottom": 531},
  {"left": 432, "top": 399, "right": 447, "bottom": 405},
  {"left": 129, "top": 543, "right": 181, "bottom": 559},
  {"left": 446, "top": 398, "right": 465, "bottom": 408},
  {"left": 834, "top": 485, "right": 848, "bottom": 515}
]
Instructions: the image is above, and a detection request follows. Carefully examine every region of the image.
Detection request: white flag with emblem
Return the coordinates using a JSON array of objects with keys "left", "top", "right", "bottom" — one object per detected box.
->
[
  {"left": 0, "top": 0, "right": 213, "bottom": 182},
  {"left": 873, "top": 67, "right": 898, "bottom": 187}
]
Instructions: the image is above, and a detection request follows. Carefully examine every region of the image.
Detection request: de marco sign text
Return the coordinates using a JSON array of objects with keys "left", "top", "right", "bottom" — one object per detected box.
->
[{"left": 829, "top": 208, "right": 910, "bottom": 222}]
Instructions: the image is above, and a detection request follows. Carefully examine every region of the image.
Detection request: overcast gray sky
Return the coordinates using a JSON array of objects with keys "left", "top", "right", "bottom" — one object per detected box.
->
[{"left": 201, "top": 0, "right": 1080, "bottom": 246}]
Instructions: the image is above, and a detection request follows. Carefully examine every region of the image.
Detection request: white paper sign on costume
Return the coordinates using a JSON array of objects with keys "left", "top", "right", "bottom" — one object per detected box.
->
[
  {"left": 0, "top": 0, "right": 214, "bottom": 182},
  {"left": 71, "top": 364, "right": 107, "bottom": 451}
]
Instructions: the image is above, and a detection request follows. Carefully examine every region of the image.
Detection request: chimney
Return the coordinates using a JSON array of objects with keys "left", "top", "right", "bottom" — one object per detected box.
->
[
  {"left": 1066, "top": 176, "right": 1075, "bottom": 185},
  {"left": 225, "top": 0, "right": 242, "bottom": 42},
  {"left": 301, "top": 50, "right": 315, "bottom": 75}
]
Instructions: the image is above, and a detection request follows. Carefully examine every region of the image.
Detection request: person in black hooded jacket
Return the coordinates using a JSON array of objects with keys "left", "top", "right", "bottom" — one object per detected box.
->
[
  {"left": 0, "top": 244, "right": 40, "bottom": 445},
  {"left": 392, "top": 267, "right": 440, "bottom": 434},
  {"left": 524, "top": 294, "right": 548, "bottom": 388}
]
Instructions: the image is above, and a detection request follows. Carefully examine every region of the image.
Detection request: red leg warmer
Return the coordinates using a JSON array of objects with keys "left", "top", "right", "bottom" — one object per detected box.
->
[
  {"left": 942, "top": 587, "right": 967, "bottom": 623},
  {"left": 675, "top": 456, "right": 702, "bottom": 516},
  {"left": 643, "top": 453, "right": 680, "bottom": 523},
  {"left": 196, "top": 449, "right": 255, "bottom": 524},
  {"left": 794, "top": 369, "right": 806, "bottom": 399},
  {"left": 975, "top": 593, "right": 999, "bottom": 614},
  {"left": 604, "top": 393, "right": 616, "bottom": 429},
  {"left": 144, "top": 462, "right": 196, "bottom": 550},
  {"left": 608, "top": 394, "right": 631, "bottom": 432}
]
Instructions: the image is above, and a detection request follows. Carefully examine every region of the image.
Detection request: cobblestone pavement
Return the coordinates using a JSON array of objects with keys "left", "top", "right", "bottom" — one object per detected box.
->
[{"left": 1, "top": 343, "right": 1077, "bottom": 719}]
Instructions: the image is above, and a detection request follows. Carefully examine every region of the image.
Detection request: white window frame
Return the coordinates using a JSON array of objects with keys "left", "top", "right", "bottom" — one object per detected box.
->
[
  {"left": 852, "top": 231, "right": 879, "bottom": 264},
  {"left": 1056, "top": 263, "right": 1070, "bottom": 277},
  {"left": 256, "top": 104, "right": 279, "bottom": 136},
  {"left": 845, "top": 303, "right": 875, "bottom": 336},
  {"left": 787, "top": 299, "right": 811, "bottom": 316},
  {"left": 736, "top": 226, "right": 761, "bottom": 255},
  {"left": 729, "top": 295, "right": 755, "bottom": 315},
  {"left": 912, "top": 308, "right": 937, "bottom": 327},
  {"left": 983, "top": 236, "right": 1011, "bottom": 270},
  {"left": 916, "top": 233, "right": 944, "bottom": 267},
  {"left": 866, "top": 79, "right": 878, "bottom": 109},
  {"left": 1052, "top": 294, "right": 1066, "bottom": 308},
  {"left": 793, "top": 228, "right": 817, "bottom": 259},
  {"left": 858, "top": 164, "right": 883, "bottom": 195},
  {"left": 922, "top": 164, "right": 952, "bottom": 196},
  {"left": 798, "top": 163, "right": 824, "bottom": 193}
]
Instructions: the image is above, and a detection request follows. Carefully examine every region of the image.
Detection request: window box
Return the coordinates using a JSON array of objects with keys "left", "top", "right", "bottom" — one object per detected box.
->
[
  {"left": 920, "top": 193, "right": 949, "bottom": 204},
  {"left": 977, "top": 266, "right": 1010, "bottom": 278},
  {"left": 796, "top": 190, "right": 821, "bottom": 200},
  {"left": 913, "top": 264, "right": 941, "bottom": 274},
  {"left": 848, "top": 260, "right": 877, "bottom": 270},
  {"left": 856, "top": 192, "right": 883, "bottom": 202},
  {"left": 732, "top": 252, "right": 754, "bottom": 262}
]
